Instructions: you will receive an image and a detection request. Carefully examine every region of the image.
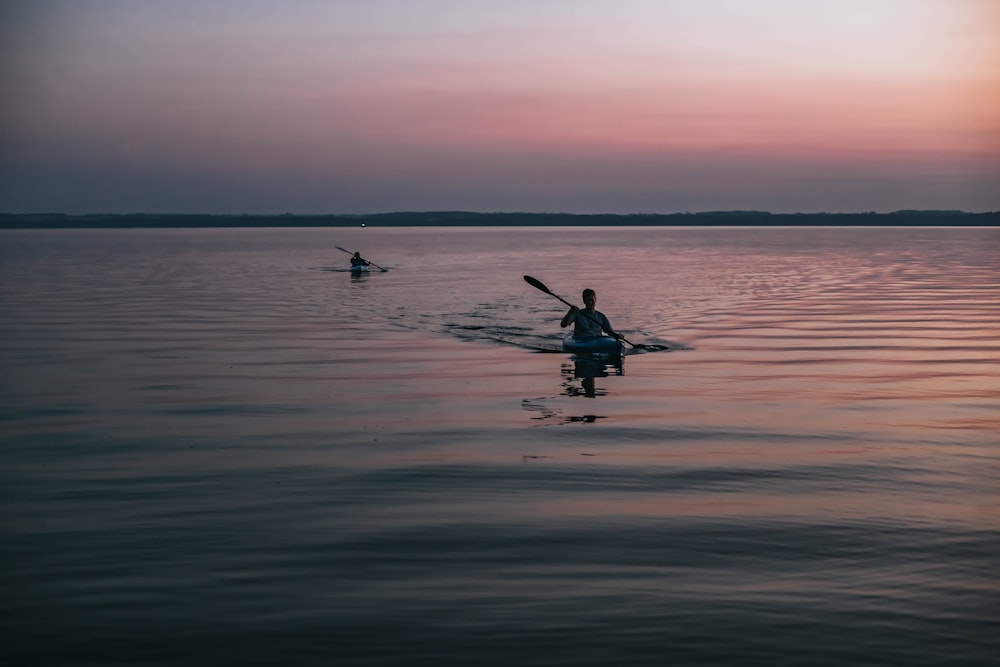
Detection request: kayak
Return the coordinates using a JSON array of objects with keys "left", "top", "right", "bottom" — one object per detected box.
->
[
  {"left": 350, "top": 264, "right": 370, "bottom": 274},
  {"left": 562, "top": 335, "right": 625, "bottom": 357}
]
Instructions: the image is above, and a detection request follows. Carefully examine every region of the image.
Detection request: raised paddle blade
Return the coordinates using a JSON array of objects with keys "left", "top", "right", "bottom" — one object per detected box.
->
[
  {"left": 523, "top": 275, "right": 551, "bottom": 294},
  {"left": 524, "top": 275, "right": 573, "bottom": 308}
]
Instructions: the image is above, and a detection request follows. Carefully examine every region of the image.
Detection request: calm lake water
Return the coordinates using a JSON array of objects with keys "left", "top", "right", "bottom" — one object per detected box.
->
[{"left": 1, "top": 226, "right": 998, "bottom": 666}]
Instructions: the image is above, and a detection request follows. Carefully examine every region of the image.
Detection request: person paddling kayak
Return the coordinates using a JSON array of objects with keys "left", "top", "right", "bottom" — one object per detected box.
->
[
  {"left": 560, "top": 288, "right": 622, "bottom": 340},
  {"left": 350, "top": 252, "right": 371, "bottom": 269}
]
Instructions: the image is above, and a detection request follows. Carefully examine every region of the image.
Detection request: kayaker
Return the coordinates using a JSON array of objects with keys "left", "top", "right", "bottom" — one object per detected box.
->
[
  {"left": 350, "top": 252, "right": 370, "bottom": 268},
  {"left": 560, "top": 288, "right": 623, "bottom": 340}
]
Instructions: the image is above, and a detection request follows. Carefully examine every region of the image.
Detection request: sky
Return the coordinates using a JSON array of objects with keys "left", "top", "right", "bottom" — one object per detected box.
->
[{"left": 1, "top": 0, "right": 998, "bottom": 214}]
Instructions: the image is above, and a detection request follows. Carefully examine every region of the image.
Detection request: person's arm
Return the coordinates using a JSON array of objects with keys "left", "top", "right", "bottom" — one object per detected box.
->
[
  {"left": 560, "top": 306, "right": 578, "bottom": 328},
  {"left": 601, "top": 314, "right": 622, "bottom": 339}
]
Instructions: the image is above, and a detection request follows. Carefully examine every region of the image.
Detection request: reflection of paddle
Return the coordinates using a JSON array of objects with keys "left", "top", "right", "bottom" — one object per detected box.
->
[
  {"left": 524, "top": 275, "right": 666, "bottom": 351},
  {"left": 335, "top": 245, "right": 388, "bottom": 272}
]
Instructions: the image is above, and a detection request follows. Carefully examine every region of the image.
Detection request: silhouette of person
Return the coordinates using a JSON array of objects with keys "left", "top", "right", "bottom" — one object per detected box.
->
[{"left": 560, "top": 288, "right": 621, "bottom": 340}]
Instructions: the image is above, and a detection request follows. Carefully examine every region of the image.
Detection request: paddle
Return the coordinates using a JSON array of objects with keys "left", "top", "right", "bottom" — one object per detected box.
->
[
  {"left": 335, "top": 245, "right": 388, "bottom": 272},
  {"left": 523, "top": 275, "right": 666, "bottom": 351}
]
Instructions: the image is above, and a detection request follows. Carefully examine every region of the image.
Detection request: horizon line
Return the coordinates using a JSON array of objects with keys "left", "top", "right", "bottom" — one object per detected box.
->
[{"left": 3, "top": 209, "right": 997, "bottom": 218}]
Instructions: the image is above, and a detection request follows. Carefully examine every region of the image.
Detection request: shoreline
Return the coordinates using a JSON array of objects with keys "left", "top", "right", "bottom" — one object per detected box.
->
[{"left": 1, "top": 211, "right": 997, "bottom": 229}]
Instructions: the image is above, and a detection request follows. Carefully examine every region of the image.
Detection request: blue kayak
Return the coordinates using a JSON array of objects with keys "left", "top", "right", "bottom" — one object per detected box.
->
[{"left": 562, "top": 335, "right": 625, "bottom": 356}]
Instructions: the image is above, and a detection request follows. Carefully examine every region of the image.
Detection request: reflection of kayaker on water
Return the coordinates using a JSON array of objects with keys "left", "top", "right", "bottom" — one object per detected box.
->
[
  {"left": 560, "top": 288, "right": 622, "bottom": 340},
  {"left": 350, "top": 252, "right": 371, "bottom": 269}
]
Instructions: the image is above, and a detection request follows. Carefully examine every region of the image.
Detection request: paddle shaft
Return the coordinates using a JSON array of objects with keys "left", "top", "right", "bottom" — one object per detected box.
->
[
  {"left": 523, "top": 275, "right": 644, "bottom": 349},
  {"left": 335, "top": 245, "right": 387, "bottom": 271}
]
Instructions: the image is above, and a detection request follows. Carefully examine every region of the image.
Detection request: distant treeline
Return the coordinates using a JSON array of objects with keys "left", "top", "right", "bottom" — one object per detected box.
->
[{"left": 1, "top": 210, "right": 997, "bottom": 229}]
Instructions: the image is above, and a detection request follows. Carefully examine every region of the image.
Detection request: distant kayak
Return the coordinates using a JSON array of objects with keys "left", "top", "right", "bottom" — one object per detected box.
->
[
  {"left": 562, "top": 335, "right": 625, "bottom": 356},
  {"left": 350, "top": 264, "right": 371, "bottom": 274}
]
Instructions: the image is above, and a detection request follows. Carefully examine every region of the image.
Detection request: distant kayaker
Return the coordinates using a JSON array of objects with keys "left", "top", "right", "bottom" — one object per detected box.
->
[
  {"left": 350, "top": 252, "right": 370, "bottom": 268},
  {"left": 560, "top": 288, "right": 622, "bottom": 340}
]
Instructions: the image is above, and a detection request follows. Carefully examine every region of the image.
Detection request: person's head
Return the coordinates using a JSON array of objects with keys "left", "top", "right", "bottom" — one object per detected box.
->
[
  {"left": 582, "top": 288, "right": 597, "bottom": 309},
  {"left": 353, "top": 252, "right": 360, "bottom": 258}
]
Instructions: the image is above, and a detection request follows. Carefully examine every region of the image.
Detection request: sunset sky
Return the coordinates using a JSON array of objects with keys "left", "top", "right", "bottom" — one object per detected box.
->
[{"left": 2, "top": 0, "right": 998, "bottom": 214}]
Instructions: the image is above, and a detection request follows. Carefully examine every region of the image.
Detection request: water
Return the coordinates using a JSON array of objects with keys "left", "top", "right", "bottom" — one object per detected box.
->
[{"left": 1, "top": 226, "right": 998, "bottom": 666}]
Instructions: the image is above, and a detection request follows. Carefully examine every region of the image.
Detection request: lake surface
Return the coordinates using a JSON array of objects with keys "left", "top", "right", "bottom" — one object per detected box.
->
[{"left": 1, "top": 226, "right": 998, "bottom": 666}]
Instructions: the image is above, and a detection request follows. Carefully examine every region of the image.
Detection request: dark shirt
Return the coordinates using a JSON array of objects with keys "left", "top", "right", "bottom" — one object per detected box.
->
[{"left": 566, "top": 308, "right": 612, "bottom": 339}]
